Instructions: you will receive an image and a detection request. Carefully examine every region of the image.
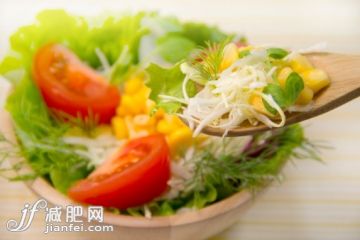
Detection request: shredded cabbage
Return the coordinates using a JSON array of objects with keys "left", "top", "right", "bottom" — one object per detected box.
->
[
  {"left": 153, "top": 43, "right": 324, "bottom": 136},
  {"left": 178, "top": 48, "right": 286, "bottom": 136}
]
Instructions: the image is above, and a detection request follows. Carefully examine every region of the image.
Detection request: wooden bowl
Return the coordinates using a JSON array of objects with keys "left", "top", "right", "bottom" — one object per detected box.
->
[{"left": 0, "top": 98, "right": 256, "bottom": 240}]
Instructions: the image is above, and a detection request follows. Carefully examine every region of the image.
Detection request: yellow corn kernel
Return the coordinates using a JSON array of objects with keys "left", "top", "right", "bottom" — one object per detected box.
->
[
  {"left": 133, "top": 114, "right": 155, "bottom": 126},
  {"left": 153, "top": 108, "right": 165, "bottom": 120},
  {"left": 138, "top": 86, "right": 151, "bottom": 97},
  {"left": 167, "top": 127, "right": 193, "bottom": 153},
  {"left": 124, "top": 116, "right": 149, "bottom": 139},
  {"left": 277, "top": 67, "right": 293, "bottom": 88},
  {"left": 296, "top": 86, "right": 314, "bottom": 105},
  {"left": 249, "top": 94, "right": 274, "bottom": 117},
  {"left": 172, "top": 115, "right": 187, "bottom": 128},
  {"left": 121, "top": 94, "right": 147, "bottom": 115},
  {"left": 131, "top": 94, "right": 147, "bottom": 115},
  {"left": 156, "top": 119, "right": 175, "bottom": 134},
  {"left": 161, "top": 115, "right": 187, "bottom": 129},
  {"left": 194, "top": 134, "right": 209, "bottom": 145},
  {"left": 301, "top": 68, "right": 330, "bottom": 93},
  {"left": 119, "top": 95, "right": 136, "bottom": 115},
  {"left": 116, "top": 104, "right": 128, "bottom": 117},
  {"left": 133, "top": 115, "right": 156, "bottom": 133},
  {"left": 146, "top": 99, "right": 156, "bottom": 114},
  {"left": 134, "top": 86, "right": 150, "bottom": 100},
  {"left": 112, "top": 117, "right": 128, "bottom": 139},
  {"left": 290, "top": 54, "right": 313, "bottom": 73},
  {"left": 125, "top": 77, "right": 143, "bottom": 95},
  {"left": 123, "top": 116, "right": 135, "bottom": 137},
  {"left": 131, "top": 130, "right": 150, "bottom": 139},
  {"left": 220, "top": 43, "right": 239, "bottom": 72}
]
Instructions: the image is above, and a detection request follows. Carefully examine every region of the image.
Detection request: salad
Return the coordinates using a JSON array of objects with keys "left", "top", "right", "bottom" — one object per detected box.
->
[
  {"left": 148, "top": 43, "right": 331, "bottom": 136},
  {"left": 0, "top": 10, "right": 320, "bottom": 217}
]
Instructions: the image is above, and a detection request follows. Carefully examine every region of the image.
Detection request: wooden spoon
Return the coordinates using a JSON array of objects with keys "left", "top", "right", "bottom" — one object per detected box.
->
[{"left": 197, "top": 52, "right": 360, "bottom": 137}]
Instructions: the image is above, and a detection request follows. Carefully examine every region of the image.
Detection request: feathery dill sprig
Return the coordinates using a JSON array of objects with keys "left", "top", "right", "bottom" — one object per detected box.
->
[
  {"left": 4, "top": 76, "right": 93, "bottom": 192},
  {"left": 190, "top": 39, "right": 230, "bottom": 80},
  {"left": 50, "top": 108, "right": 100, "bottom": 136},
  {"left": 118, "top": 125, "right": 326, "bottom": 216},
  {"left": 0, "top": 131, "right": 36, "bottom": 181},
  {"left": 183, "top": 125, "right": 324, "bottom": 197}
]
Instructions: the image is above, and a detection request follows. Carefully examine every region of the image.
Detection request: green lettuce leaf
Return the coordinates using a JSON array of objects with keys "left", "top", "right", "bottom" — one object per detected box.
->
[
  {"left": 5, "top": 74, "right": 93, "bottom": 193},
  {"left": 0, "top": 9, "right": 147, "bottom": 82},
  {"left": 146, "top": 63, "right": 196, "bottom": 113},
  {"left": 142, "top": 16, "right": 235, "bottom": 64},
  {"left": 187, "top": 184, "right": 217, "bottom": 209},
  {"left": 182, "top": 22, "right": 233, "bottom": 46},
  {"left": 156, "top": 34, "right": 196, "bottom": 63}
]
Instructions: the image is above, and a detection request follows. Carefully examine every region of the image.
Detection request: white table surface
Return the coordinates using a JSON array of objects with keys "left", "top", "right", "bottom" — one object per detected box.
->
[{"left": 0, "top": 1, "right": 359, "bottom": 239}]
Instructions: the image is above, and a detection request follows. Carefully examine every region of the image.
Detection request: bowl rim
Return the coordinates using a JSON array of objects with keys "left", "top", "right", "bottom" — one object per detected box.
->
[
  {"left": 28, "top": 177, "right": 252, "bottom": 227},
  {"left": 0, "top": 103, "right": 253, "bottom": 228}
]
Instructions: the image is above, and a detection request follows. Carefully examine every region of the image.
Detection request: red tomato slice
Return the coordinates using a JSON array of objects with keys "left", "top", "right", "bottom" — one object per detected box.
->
[
  {"left": 33, "top": 44, "right": 120, "bottom": 123},
  {"left": 68, "top": 134, "right": 171, "bottom": 209}
]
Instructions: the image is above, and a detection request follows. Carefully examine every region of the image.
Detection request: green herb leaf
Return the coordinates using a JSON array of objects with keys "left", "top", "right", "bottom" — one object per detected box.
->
[
  {"left": 263, "top": 83, "right": 287, "bottom": 114},
  {"left": 263, "top": 72, "right": 304, "bottom": 113},
  {"left": 263, "top": 84, "right": 288, "bottom": 108},
  {"left": 285, "top": 72, "right": 305, "bottom": 104},
  {"left": 267, "top": 48, "right": 289, "bottom": 59},
  {"left": 190, "top": 40, "right": 229, "bottom": 80}
]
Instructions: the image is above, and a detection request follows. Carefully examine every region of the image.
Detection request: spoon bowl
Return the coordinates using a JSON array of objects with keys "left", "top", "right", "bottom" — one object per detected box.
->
[{"left": 199, "top": 53, "right": 360, "bottom": 137}]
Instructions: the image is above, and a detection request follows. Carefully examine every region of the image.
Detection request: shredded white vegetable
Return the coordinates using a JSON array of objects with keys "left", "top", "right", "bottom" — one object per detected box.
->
[
  {"left": 63, "top": 134, "right": 124, "bottom": 166},
  {"left": 95, "top": 48, "right": 111, "bottom": 73},
  {"left": 163, "top": 43, "right": 325, "bottom": 136},
  {"left": 287, "top": 103, "right": 314, "bottom": 112},
  {"left": 178, "top": 48, "right": 286, "bottom": 136},
  {"left": 298, "top": 42, "right": 328, "bottom": 54},
  {"left": 143, "top": 205, "right": 152, "bottom": 219},
  {"left": 285, "top": 42, "right": 327, "bottom": 61}
]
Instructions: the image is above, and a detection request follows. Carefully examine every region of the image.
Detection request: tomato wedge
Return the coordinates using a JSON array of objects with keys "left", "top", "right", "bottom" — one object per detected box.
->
[
  {"left": 33, "top": 44, "right": 120, "bottom": 123},
  {"left": 68, "top": 134, "right": 171, "bottom": 209}
]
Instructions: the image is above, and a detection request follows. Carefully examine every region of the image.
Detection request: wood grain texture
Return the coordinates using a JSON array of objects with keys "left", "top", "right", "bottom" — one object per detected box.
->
[{"left": 203, "top": 53, "right": 360, "bottom": 136}]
